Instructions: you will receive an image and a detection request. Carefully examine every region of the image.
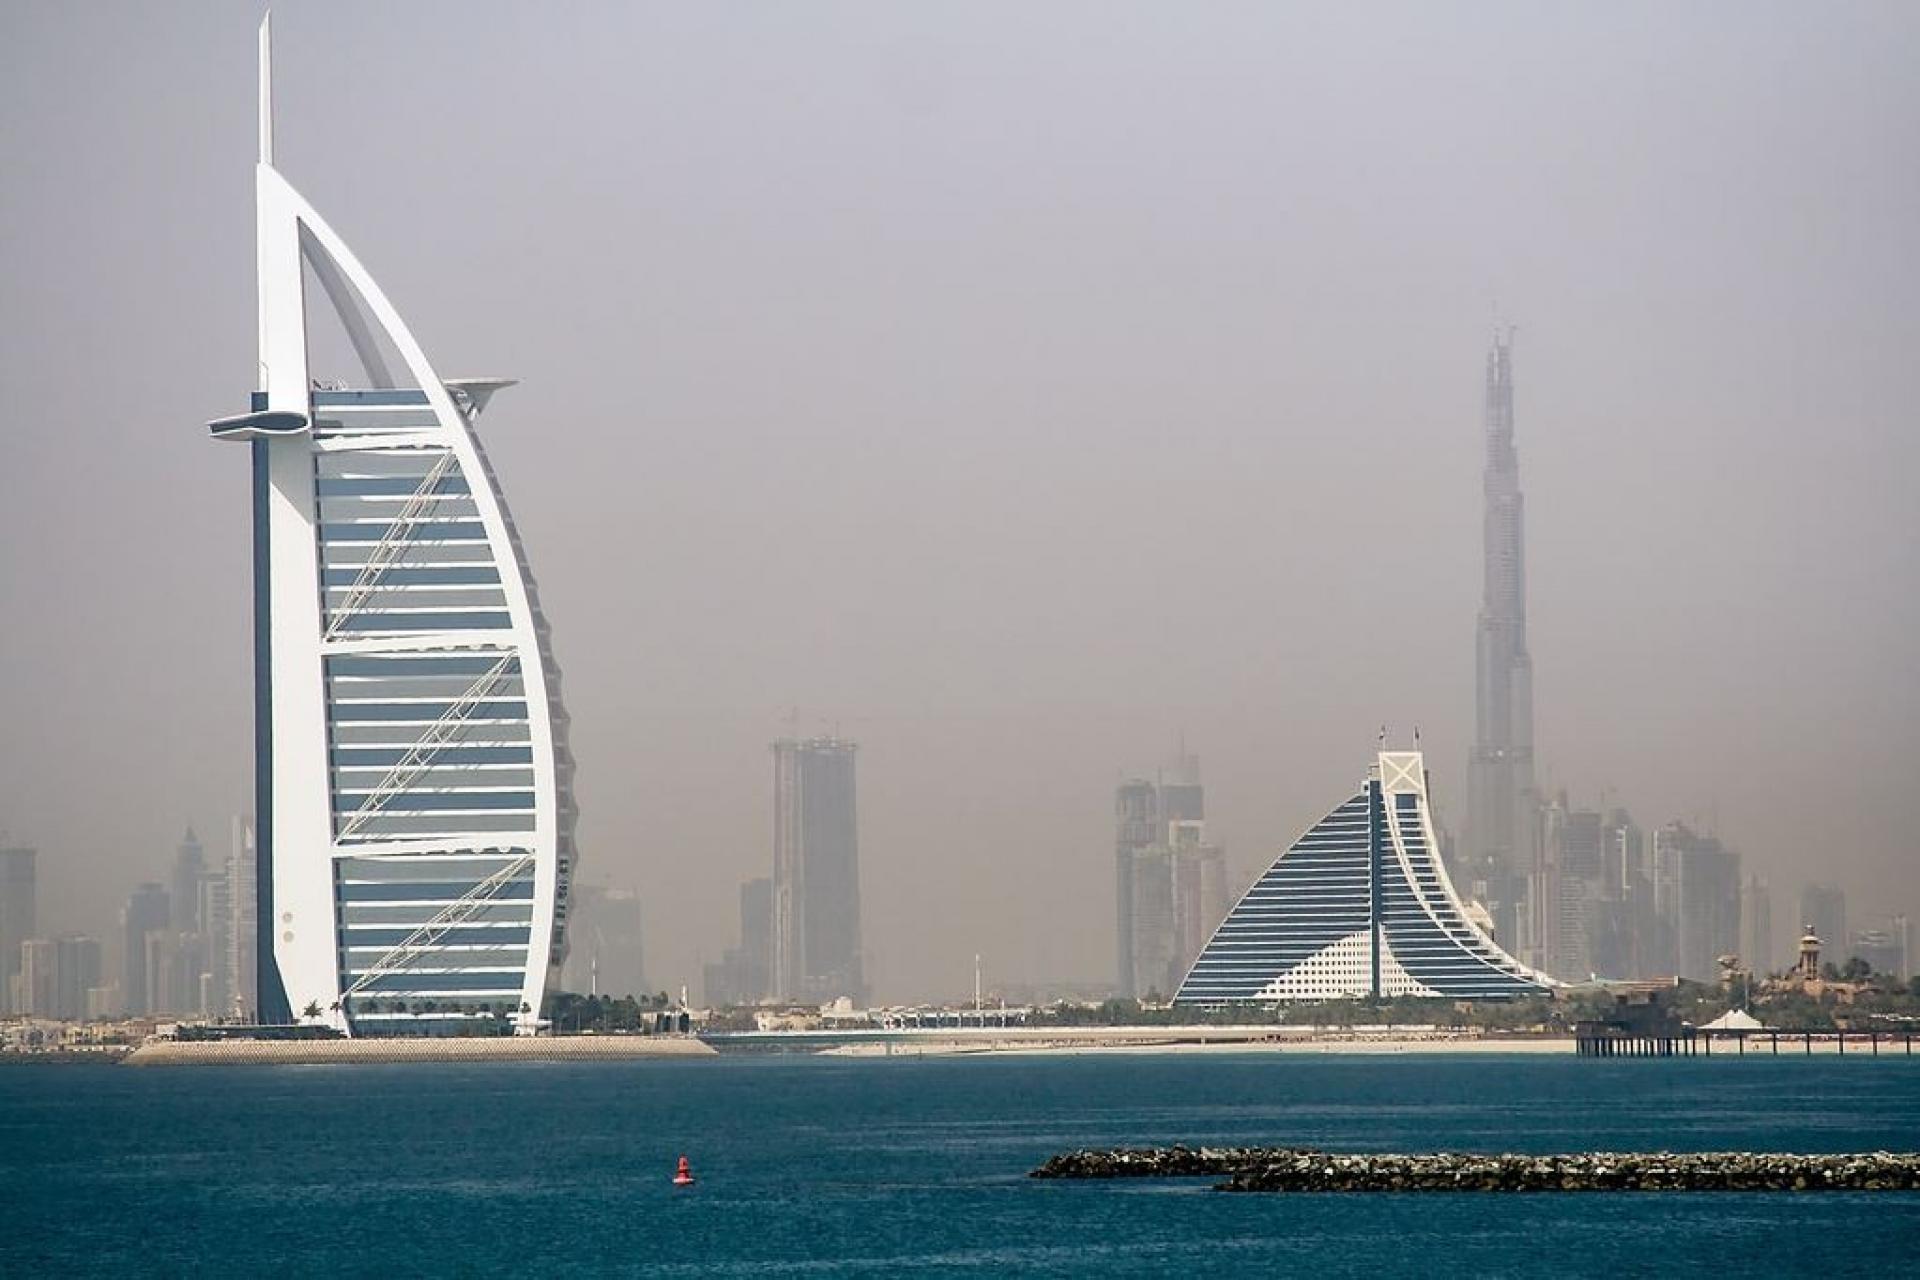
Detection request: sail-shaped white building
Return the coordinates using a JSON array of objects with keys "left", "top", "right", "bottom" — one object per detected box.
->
[
  {"left": 1174, "top": 751, "right": 1552, "bottom": 1004},
  {"left": 209, "top": 18, "right": 576, "bottom": 1035}
]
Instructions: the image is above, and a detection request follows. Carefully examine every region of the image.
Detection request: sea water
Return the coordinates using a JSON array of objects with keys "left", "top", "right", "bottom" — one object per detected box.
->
[{"left": 3, "top": 1052, "right": 1917, "bottom": 1276}]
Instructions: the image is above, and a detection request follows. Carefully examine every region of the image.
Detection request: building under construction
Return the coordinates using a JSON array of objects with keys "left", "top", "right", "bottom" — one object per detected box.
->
[
  {"left": 1114, "top": 755, "right": 1232, "bottom": 1001},
  {"left": 772, "top": 737, "right": 865, "bottom": 1004}
]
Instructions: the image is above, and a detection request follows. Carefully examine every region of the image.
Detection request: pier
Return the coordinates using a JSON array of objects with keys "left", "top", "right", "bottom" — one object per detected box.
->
[{"left": 1573, "top": 1022, "right": 1919, "bottom": 1059}]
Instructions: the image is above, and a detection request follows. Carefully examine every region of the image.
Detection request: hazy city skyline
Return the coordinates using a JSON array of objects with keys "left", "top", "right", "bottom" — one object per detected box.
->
[{"left": 3, "top": 3, "right": 1917, "bottom": 1002}]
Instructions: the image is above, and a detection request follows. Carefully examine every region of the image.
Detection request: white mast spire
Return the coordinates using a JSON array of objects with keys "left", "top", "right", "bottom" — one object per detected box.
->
[
  {"left": 255, "top": 11, "right": 280, "bottom": 393},
  {"left": 258, "top": 13, "right": 274, "bottom": 166}
]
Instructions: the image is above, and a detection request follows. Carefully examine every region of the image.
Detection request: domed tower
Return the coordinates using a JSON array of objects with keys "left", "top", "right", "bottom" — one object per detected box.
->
[{"left": 1797, "top": 928, "right": 1823, "bottom": 982}]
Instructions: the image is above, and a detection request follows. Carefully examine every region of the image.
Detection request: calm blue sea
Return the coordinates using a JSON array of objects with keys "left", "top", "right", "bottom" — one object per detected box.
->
[{"left": 3, "top": 1052, "right": 1918, "bottom": 1276}]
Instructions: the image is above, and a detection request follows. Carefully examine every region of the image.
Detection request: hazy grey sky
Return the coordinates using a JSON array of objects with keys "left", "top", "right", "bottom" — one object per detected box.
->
[{"left": 2, "top": 1, "right": 1916, "bottom": 999}]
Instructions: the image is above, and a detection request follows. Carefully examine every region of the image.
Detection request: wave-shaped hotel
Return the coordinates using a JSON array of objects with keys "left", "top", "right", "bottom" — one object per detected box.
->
[
  {"left": 208, "top": 19, "right": 575, "bottom": 1034},
  {"left": 1174, "top": 751, "right": 1552, "bottom": 1004}
]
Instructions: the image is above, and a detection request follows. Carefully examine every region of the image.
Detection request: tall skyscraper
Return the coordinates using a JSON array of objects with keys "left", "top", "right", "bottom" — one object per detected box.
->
[
  {"left": 15, "top": 936, "right": 104, "bottom": 1021},
  {"left": 206, "top": 19, "right": 577, "bottom": 1035},
  {"left": 738, "top": 876, "right": 773, "bottom": 1000},
  {"left": 199, "top": 863, "right": 232, "bottom": 1016},
  {"left": 0, "top": 847, "right": 34, "bottom": 1016},
  {"left": 562, "top": 884, "right": 648, "bottom": 998},
  {"left": 226, "top": 816, "right": 257, "bottom": 1018},
  {"left": 162, "top": 825, "right": 229, "bottom": 1015},
  {"left": 1587, "top": 810, "right": 1647, "bottom": 979},
  {"left": 771, "top": 737, "right": 863, "bottom": 1003},
  {"left": 54, "top": 936, "right": 103, "bottom": 1022},
  {"left": 121, "top": 883, "right": 170, "bottom": 1017},
  {"left": 1741, "top": 875, "right": 1774, "bottom": 975},
  {"left": 1130, "top": 843, "right": 1176, "bottom": 1000},
  {"left": 1112, "top": 779, "right": 1158, "bottom": 997},
  {"left": 703, "top": 877, "right": 774, "bottom": 1007},
  {"left": 1651, "top": 822, "right": 1742, "bottom": 981},
  {"left": 1799, "top": 883, "right": 1847, "bottom": 955},
  {"left": 1114, "top": 758, "right": 1232, "bottom": 1000},
  {"left": 146, "top": 930, "right": 182, "bottom": 1018},
  {"left": 170, "top": 828, "right": 207, "bottom": 938},
  {"left": 1848, "top": 915, "right": 1910, "bottom": 981},
  {"left": 1464, "top": 333, "right": 1536, "bottom": 949},
  {"left": 15, "top": 939, "right": 56, "bottom": 1017},
  {"left": 1169, "top": 823, "right": 1231, "bottom": 994},
  {"left": 1534, "top": 798, "right": 1605, "bottom": 980}
]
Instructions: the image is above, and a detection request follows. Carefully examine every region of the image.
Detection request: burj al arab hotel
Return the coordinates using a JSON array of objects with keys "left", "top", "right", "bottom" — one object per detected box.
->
[{"left": 208, "top": 18, "right": 576, "bottom": 1035}]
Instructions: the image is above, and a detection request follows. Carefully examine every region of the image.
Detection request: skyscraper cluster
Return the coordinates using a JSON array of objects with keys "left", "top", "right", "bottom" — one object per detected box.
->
[
  {"left": 1526, "top": 806, "right": 1758, "bottom": 982},
  {"left": 705, "top": 736, "right": 865, "bottom": 1008},
  {"left": 1799, "top": 883, "right": 1847, "bottom": 959},
  {"left": 0, "top": 846, "right": 35, "bottom": 1013},
  {"left": 702, "top": 878, "right": 773, "bottom": 1008},
  {"left": 1113, "top": 755, "right": 1231, "bottom": 1001},
  {"left": 4, "top": 826, "right": 261, "bottom": 1022},
  {"left": 3, "top": 845, "right": 104, "bottom": 1021},
  {"left": 1798, "top": 883, "right": 1911, "bottom": 983},
  {"left": 1454, "top": 337, "right": 1906, "bottom": 986},
  {"left": 560, "top": 883, "right": 649, "bottom": 998},
  {"left": 114, "top": 824, "right": 261, "bottom": 1019},
  {"left": 1456, "top": 339, "right": 1752, "bottom": 983}
]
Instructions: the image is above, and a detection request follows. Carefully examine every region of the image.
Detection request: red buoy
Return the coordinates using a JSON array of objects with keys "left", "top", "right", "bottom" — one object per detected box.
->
[{"left": 673, "top": 1155, "right": 696, "bottom": 1186}]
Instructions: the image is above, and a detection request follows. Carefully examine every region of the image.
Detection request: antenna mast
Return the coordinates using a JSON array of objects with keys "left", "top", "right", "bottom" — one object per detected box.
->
[{"left": 258, "top": 13, "right": 274, "bottom": 166}]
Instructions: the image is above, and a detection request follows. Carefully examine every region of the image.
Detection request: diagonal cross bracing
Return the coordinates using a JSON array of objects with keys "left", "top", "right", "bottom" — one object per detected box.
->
[
  {"left": 334, "top": 650, "right": 518, "bottom": 842},
  {"left": 322, "top": 449, "right": 457, "bottom": 641},
  {"left": 338, "top": 853, "right": 533, "bottom": 1006}
]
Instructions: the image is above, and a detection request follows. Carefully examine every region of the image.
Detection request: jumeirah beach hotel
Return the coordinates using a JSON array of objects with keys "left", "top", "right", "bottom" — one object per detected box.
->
[
  {"left": 1174, "top": 751, "right": 1553, "bottom": 1004},
  {"left": 208, "top": 19, "right": 576, "bottom": 1034}
]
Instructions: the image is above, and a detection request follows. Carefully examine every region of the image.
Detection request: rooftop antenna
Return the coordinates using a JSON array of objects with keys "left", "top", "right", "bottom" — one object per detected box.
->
[{"left": 258, "top": 12, "right": 274, "bottom": 167}]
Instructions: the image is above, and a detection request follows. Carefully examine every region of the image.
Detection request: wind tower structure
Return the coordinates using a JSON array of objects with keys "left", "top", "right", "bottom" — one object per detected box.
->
[
  {"left": 1464, "top": 332, "right": 1536, "bottom": 950},
  {"left": 206, "top": 18, "right": 578, "bottom": 1035}
]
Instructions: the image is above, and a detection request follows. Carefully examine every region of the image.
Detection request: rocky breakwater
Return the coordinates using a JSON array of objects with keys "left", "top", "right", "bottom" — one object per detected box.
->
[
  {"left": 1032, "top": 1148, "right": 1920, "bottom": 1192},
  {"left": 1032, "top": 1147, "right": 1297, "bottom": 1179}
]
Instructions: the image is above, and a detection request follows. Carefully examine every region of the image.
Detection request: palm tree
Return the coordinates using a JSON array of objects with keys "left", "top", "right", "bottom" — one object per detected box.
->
[{"left": 301, "top": 1000, "right": 323, "bottom": 1021}]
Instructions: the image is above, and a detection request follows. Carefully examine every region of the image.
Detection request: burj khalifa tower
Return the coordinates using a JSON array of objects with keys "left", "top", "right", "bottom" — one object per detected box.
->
[{"left": 1464, "top": 332, "right": 1536, "bottom": 950}]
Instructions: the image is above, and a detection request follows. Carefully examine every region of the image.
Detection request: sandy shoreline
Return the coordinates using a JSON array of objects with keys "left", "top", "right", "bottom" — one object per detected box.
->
[
  {"left": 112, "top": 1029, "right": 1570, "bottom": 1064},
  {"left": 810, "top": 1031, "right": 1575, "bottom": 1057}
]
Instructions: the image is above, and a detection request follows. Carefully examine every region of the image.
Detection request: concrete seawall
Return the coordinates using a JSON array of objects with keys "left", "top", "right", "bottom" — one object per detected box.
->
[{"left": 123, "top": 1035, "right": 716, "bottom": 1066}]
